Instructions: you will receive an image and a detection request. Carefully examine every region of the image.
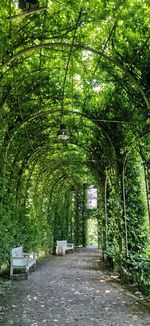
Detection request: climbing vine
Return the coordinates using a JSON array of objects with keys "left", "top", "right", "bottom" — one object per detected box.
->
[{"left": 0, "top": 0, "right": 149, "bottom": 292}]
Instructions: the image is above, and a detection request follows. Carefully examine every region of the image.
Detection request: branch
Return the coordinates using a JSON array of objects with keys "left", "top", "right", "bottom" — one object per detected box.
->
[
  {"left": 8, "top": 7, "right": 48, "bottom": 21},
  {"left": 0, "top": 42, "right": 149, "bottom": 110}
]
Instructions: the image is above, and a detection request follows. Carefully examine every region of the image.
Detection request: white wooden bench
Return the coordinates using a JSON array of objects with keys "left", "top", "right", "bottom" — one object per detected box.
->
[
  {"left": 10, "top": 246, "right": 37, "bottom": 280},
  {"left": 56, "top": 240, "right": 74, "bottom": 256}
]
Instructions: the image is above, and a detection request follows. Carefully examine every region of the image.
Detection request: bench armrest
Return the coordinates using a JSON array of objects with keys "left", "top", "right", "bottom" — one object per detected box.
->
[
  {"left": 67, "top": 243, "right": 74, "bottom": 248},
  {"left": 11, "top": 256, "right": 26, "bottom": 259},
  {"left": 23, "top": 252, "right": 37, "bottom": 258}
]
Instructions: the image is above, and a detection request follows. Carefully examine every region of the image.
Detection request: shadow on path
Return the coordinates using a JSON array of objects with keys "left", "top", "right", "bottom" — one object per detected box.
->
[{"left": 0, "top": 248, "right": 150, "bottom": 325}]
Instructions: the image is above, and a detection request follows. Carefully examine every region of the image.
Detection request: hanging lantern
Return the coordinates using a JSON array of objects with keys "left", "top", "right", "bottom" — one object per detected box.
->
[{"left": 57, "top": 123, "right": 70, "bottom": 140}]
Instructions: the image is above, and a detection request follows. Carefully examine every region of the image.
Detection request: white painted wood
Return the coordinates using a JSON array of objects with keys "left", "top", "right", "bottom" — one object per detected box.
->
[
  {"left": 10, "top": 246, "right": 37, "bottom": 279},
  {"left": 56, "top": 240, "right": 74, "bottom": 255}
]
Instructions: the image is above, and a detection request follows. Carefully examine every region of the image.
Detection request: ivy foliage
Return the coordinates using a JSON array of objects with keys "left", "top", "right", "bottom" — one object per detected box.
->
[{"left": 0, "top": 0, "right": 149, "bottom": 291}]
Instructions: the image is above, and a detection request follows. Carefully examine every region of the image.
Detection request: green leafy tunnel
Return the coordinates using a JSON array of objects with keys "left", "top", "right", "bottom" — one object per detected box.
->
[{"left": 0, "top": 0, "right": 149, "bottom": 288}]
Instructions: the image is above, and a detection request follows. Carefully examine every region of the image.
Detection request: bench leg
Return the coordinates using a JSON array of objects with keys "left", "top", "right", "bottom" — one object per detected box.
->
[
  {"left": 10, "top": 264, "right": 13, "bottom": 279},
  {"left": 26, "top": 268, "right": 29, "bottom": 280},
  {"left": 62, "top": 248, "right": 66, "bottom": 255}
]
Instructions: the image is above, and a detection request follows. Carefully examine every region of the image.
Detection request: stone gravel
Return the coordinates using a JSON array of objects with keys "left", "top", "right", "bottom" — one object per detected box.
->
[{"left": 0, "top": 248, "right": 150, "bottom": 325}]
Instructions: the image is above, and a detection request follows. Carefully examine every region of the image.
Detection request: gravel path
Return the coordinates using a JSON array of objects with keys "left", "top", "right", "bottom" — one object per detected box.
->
[{"left": 0, "top": 248, "right": 150, "bottom": 326}]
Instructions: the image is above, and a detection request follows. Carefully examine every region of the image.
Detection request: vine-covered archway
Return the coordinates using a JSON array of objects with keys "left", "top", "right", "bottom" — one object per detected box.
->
[{"left": 0, "top": 0, "right": 149, "bottom": 291}]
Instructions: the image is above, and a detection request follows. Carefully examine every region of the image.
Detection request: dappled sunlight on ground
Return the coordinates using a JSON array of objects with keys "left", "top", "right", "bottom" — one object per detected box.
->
[{"left": 0, "top": 249, "right": 150, "bottom": 325}]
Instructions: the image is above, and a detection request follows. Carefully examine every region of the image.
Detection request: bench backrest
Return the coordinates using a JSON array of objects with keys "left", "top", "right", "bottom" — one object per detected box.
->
[
  {"left": 11, "top": 246, "right": 23, "bottom": 257},
  {"left": 57, "top": 240, "right": 67, "bottom": 248}
]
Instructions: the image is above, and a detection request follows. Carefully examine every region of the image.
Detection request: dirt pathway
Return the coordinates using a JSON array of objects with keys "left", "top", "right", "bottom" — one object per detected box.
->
[{"left": 0, "top": 248, "right": 150, "bottom": 325}]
